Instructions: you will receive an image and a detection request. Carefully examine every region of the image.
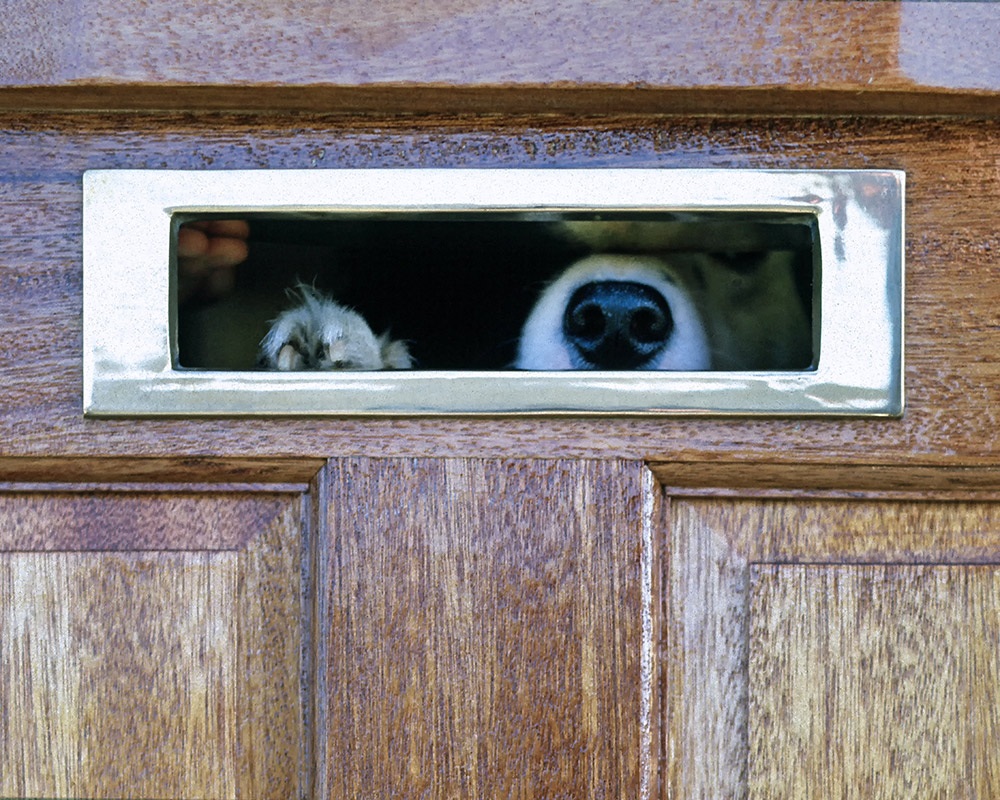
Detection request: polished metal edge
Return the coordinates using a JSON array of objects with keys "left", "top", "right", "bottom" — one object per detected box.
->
[{"left": 82, "top": 168, "right": 904, "bottom": 417}]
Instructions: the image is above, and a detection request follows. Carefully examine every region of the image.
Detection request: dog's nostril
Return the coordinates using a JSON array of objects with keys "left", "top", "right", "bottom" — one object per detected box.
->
[
  {"left": 567, "top": 302, "right": 606, "bottom": 340},
  {"left": 630, "top": 306, "right": 669, "bottom": 343},
  {"left": 564, "top": 281, "right": 674, "bottom": 368}
]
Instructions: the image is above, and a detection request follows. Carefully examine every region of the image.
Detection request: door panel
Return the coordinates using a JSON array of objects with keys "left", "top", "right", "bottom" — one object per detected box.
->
[
  {"left": 749, "top": 563, "right": 1000, "bottom": 799},
  {"left": 0, "top": 491, "right": 307, "bottom": 800},
  {"left": 320, "top": 458, "right": 658, "bottom": 799},
  {"left": 666, "top": 498, "right": 1000, "bottom": 800}
]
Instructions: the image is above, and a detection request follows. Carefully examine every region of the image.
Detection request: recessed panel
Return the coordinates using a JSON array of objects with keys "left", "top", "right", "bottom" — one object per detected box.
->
[
  {"left": 750, "top": 564, "right": 1000, "bottom": 799},
  {"left": 0, "top": 492, "right": 305, "bottom": 799}
]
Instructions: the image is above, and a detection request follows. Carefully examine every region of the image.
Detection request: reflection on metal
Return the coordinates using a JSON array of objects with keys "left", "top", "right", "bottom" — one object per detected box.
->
[{"left": 83, "top": 169, "right": 904, "bottom": 416}]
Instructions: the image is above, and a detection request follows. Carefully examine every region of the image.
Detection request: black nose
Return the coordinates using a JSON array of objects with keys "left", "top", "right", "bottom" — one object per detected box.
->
[{"left": 563, "top": 281, "right": 673, "bottom": 369}]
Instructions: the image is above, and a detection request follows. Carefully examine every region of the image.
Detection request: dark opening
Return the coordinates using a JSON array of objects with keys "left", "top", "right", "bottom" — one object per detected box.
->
[{"left": 175, "top": 212, "right": 818, "bottom": 372}]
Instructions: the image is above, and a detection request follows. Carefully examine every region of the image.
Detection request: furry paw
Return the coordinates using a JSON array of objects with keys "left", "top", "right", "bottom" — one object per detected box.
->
[{"left": 258, "top": 285, "right": 413, "bottom": 371}]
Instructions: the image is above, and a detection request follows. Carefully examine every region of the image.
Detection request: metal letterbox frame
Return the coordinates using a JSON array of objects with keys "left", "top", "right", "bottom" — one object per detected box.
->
[{"left": 83, "top": 169, "right": 904, "bottom": 416}]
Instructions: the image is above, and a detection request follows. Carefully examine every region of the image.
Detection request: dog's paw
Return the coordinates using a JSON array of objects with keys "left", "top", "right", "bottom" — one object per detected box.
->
[
  {"left": 377, "top": 333, "right": 415, "bottom": 370},
  {"left": 257, "top": 303, "right": 314, "bottom": 370},
  {"left": 311, "top": 301, "right": 405, "bottom": 371},
  {"left": 258, "top": 285, "right": 412, "bottom": 371}
]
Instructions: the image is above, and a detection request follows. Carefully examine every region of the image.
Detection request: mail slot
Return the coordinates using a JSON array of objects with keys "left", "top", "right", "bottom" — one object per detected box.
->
[{"left": 82, "top": 169, "right": 903, "bottom": 416}]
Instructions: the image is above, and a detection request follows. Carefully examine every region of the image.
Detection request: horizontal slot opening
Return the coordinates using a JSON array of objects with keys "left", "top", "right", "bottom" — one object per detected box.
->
[{"left": 175, "top": 211, "right": 819, "bottom": 372}]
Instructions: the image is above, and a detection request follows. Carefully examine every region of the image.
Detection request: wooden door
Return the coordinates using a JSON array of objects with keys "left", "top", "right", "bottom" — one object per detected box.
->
[{"left": 3, "top": 0, "right": 1000, "bottom": 798}]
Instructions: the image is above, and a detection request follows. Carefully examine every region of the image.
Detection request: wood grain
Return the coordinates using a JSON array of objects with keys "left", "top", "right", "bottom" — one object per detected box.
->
[
  {"left": 665, "top": 498, "right": 1000, "bottom": 800},
  {"left": 749, "top": 564, "right": 1000, "bottom": 799},
  {"left": 653, "top": 462, "right": 1000, "bottom": 498},
  {"left": 1, "top": 2, "right": 999, "bottom": 115},
  {"left": 5, "top": 85, "right": 1000, "bottom": 117},
  {"left": 0, "top": 490, "right": 307, "bottom": 799},
  {"left": 1, "top": 114, "right": 1000, "bottom": 466},
  {"left": 1, "top": 550, "right": 239, "bottom": 798},
  {"left": 319, "top": 457, "right": 658, "bottom": 798},
  {"left": 0, "top": 456, "right": 323, "bottom": 484},
  {"left": 0, "top": 490, "right": 292, "bottom": 549}
]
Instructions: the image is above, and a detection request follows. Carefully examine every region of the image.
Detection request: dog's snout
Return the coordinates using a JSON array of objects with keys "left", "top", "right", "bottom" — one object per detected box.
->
[{"left": 563, "top": 281, "right": 673, "bottom": 369}]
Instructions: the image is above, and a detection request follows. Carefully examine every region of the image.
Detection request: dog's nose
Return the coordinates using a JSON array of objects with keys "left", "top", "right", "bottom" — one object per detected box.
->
[{"left": 563, "top": 280, "right": 674, "bottom": 369}]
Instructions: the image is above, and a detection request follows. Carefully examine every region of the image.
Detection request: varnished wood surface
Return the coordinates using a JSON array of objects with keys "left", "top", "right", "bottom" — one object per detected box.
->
[
  {"left": 0, "top": 456, "right": 323, "bottom": 484},
  {"left": 1, "top": 114, "right": 999, "bottom": 465},
  {"left": 0, "top": 489, "right": 293, "bottom": 549},
  {"left": 4, "top": 86, "right": 1000, "bottom": 118},
  {"left": 0, "top": 490, "right": 307, "bottom": 798},
  {"left": 749, "top": 564, "right": 1000, "bottom": 799},
  {"left": 1, "top": 2, "right": 998, "bottom": 116},
  {"left": 666, "top": 498, "right": 1000, "bottom": 799},
  {"left": 653, "top": 462, "right": 1000, "bottom": 498},
  {"left": 320, "top": 458, "right": 657, "bottom": 798}
]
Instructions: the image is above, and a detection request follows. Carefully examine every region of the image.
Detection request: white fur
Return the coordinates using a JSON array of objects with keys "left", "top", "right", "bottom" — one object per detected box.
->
[
  {"left": 258, "top": 285, "right": 412, "bottom": 370},
  {"left": 516, "top": 254, "right": 711, "bottom": 370}
]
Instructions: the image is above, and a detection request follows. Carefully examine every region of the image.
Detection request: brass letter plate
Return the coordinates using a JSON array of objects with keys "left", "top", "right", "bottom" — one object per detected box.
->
[{"left": 83, "top": 169, "right": 903, "bottom": 416}]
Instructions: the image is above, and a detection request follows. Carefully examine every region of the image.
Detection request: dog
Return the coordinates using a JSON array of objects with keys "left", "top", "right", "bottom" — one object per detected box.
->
[{"left": 515, "top": 221, "right": 813, "bottom": 371}]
